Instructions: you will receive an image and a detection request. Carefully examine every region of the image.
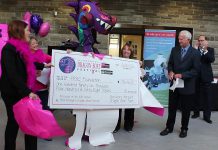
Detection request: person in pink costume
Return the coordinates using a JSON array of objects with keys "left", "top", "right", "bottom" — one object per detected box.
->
[{"left": 29, "top": 36, "right": 52, "bottom": 110}]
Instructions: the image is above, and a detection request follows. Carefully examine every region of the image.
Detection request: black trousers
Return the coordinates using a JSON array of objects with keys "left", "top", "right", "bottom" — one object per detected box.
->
[
  {"left": 193, "top": 82, "right": 212, "bottom": 119},
  {"left": 166, "top": 90, "right": 193, "bottom": 131},
  {"left": 36, "top": 90, "right": 50, "bottom": 110},
  {"left": 115, "top": 108, "right": 135, "bottom": 130},
  {"left": 1, "top": 93, "right": 37, "bottom": 150}
]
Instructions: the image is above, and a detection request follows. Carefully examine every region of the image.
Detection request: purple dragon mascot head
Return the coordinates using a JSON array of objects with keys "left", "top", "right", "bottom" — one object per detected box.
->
[{"left": 66, "top": 0, "right": 117, "bottom": 53}]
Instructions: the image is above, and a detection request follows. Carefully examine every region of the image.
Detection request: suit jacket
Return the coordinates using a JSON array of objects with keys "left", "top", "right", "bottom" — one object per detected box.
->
[
  {"left": 168, "top": 46, "right": 201, "bottom": 95},
  {"left": 199, "top": 47, "right": 215, "bottom": 83},
  {"left": 0, "top": 43, "right": 31, "bottom": 99}
]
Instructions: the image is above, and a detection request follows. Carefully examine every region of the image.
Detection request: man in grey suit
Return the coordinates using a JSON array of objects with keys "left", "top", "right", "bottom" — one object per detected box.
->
[{"left": 160, "top": 30, "right": 201, "bottom": 138}]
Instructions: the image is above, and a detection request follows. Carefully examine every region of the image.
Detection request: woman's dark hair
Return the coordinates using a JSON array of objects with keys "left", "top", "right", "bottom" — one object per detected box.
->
[
  {"left": 120, "top": 43, "right": 134, "bottom": 59},
  {"left": 8, "top": 20, "right": 28, "bottom": 40}
]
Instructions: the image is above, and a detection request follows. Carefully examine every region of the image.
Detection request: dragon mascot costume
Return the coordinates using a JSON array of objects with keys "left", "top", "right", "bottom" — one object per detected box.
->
[
  {"left": 65, "top": 0, "right": 118, "bottom": 149},
  {"left": 67, "top": 0, "right": 116, "bottom": 53}
]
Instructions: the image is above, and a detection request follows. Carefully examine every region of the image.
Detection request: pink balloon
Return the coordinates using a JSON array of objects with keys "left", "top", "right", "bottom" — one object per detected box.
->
[
  {"left": 23, "top": 11, "right": 32, "bottom": 31},
  {"left": 23, "top": 11, "right": 32, "bottom": 21},
  {"left": 38, "top": 22, "right": 51, "bottom": 37}
]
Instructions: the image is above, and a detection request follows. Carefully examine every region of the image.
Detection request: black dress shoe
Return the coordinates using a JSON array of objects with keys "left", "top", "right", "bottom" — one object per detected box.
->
[
  {"left": 179, "top": 130, "right": 187, "bottom": 138},
  {"left": 191, "top": 114, "right": 199, "bottom": 119},
  {"left": 203, "top": 118, "right": 212, "bottom": 124},
  {"left": 160, "top": 128, "right": 173, "bottom": 136},
  {"left": 44, "top": 138, "right": 52, "bottom": 141},
  {"left": 124, "top": 127, "right": 133, "bottom": 133}
]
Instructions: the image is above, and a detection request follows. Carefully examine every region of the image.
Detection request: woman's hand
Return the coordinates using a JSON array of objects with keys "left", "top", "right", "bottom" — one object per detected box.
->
[
  {"left": 44, "top": 63, "right": 54, "bottom": 68},
  {"left": 66, "top": 49, "right": 73, "bottom": 54},
  {"left": 29, "top": 92, "right": 38, "bottom": 100},
  {"left": 36, "top": 70, "right": 41, "bottom": 77}
]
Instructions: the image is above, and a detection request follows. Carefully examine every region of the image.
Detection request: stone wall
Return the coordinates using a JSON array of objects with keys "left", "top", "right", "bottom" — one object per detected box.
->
[{"left": 0, "top": 0, "right": 218, "bottom": 74}]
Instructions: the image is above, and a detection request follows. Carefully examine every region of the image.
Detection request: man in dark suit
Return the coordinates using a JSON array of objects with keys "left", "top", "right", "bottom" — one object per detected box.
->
[
  {"left": 160, "top": 30, "right": 201, "bottom": 138},
  {"left": 191, "top": 35, "right": 215, "bottom": 124}
]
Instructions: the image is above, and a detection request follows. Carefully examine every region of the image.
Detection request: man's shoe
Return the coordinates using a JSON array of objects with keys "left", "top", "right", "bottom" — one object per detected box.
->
[
  {"left": 179, "top": 130, "right": 187, "bottom": 138},
  {"left": 203, "top": 118, "right": 212, "bottom": 124},
  {"left": 44, "top": 138, "right": 52, "bottom": 141},
  {"left": 124, "top": 127, "right": 133, "bottom": 133},
  {"left": 191, "top": 114, "right": 199, "bottom": 119},
  {"left": 126, "top": 129, "right": 133, "bottom": 133},
  {"left": 160, "top": 128, "right": 172, "bottom": 136}
]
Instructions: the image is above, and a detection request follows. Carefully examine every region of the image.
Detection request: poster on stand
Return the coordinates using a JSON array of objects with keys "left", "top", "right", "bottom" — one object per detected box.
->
[{"left": 143, "top": 29, "right": 176, "bottom": 106}]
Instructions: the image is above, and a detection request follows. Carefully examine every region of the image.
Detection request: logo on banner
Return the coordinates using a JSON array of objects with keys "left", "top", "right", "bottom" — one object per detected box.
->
[
  {"left": 101, "top": 63, "right": 110, "bottom": 68},
  {"left": 59, "top": 57, "right": 76, "bottom": 73}
]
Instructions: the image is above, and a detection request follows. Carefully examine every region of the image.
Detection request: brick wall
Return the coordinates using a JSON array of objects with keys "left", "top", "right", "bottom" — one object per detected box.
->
[{"left": 1, "top": 0, "right": 218, "bottom": 74}]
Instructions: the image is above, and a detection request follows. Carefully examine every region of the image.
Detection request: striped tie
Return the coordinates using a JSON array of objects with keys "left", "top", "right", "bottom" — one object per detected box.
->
[{"left": 181, "top": 48, "right": 186, "bottom": 59}]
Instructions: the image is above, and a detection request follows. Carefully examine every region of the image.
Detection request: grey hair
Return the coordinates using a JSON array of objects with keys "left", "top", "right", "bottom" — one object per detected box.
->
[{"left": 179, "top": 30, "right": 192, "bottom": 40}]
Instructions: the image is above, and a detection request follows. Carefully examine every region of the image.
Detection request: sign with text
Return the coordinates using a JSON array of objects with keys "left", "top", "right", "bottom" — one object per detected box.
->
[
  {"left": 0, "top": 24, "right": 8, "bottom": 76},
  {"left": 0, "top": 24, "right": 8, "bottom": 50},
  {"left": 143, "top": 29, "right": 176, "bottom": 106},
  {"left": 49, "top": 50, "right": 140, "bottom": 109}
]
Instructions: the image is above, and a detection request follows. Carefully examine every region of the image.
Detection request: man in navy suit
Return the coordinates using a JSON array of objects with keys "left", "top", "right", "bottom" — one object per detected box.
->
[
  {"left": 191, "top": 35, "right": 215, "bottom": 124},
  {"left": 160, "top": 30, "right": 201, "bottom": 138}
]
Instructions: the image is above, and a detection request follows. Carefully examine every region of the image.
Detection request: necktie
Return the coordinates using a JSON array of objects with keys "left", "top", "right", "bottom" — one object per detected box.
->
[
  {"left": 181, "top": 48, "right": 186, "bottom": 59},
  {"left": 200, "top": 49, "right": 204, "bottom": 55}
]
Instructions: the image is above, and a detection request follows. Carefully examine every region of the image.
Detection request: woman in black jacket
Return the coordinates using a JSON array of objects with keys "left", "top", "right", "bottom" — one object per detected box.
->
[
  {"left": 113, "top": 43, "right": 135, "bottom": 133},
  {"left": 0, "top": 20, "right": 38, "bottom": 150}
]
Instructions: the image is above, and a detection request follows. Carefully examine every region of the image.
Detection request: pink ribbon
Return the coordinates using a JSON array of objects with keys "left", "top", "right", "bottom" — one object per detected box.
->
[{"left": 144, "top": 107, "right": 164, "bottom": 117}]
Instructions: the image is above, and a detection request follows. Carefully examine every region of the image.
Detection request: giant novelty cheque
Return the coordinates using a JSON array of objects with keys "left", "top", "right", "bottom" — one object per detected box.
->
[{"left": 49, "top": 50, "right": 141, "bottom": 109}]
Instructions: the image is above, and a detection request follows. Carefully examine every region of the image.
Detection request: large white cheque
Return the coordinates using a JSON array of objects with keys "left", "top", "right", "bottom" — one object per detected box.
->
[{"left": 49, "top": 50, "right": 140, "bottom": 109}]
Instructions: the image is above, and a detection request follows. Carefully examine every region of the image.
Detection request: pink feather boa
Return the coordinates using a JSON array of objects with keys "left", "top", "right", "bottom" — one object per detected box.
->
[
  {"left": 32, "top": 48, "right": 51, "bottom": 63},
  {"left": 8, "top": 38, "right": 37, "bottom": 92},
  {"left": 32, "top": 49, "right": 45, "bottom": 63}
]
